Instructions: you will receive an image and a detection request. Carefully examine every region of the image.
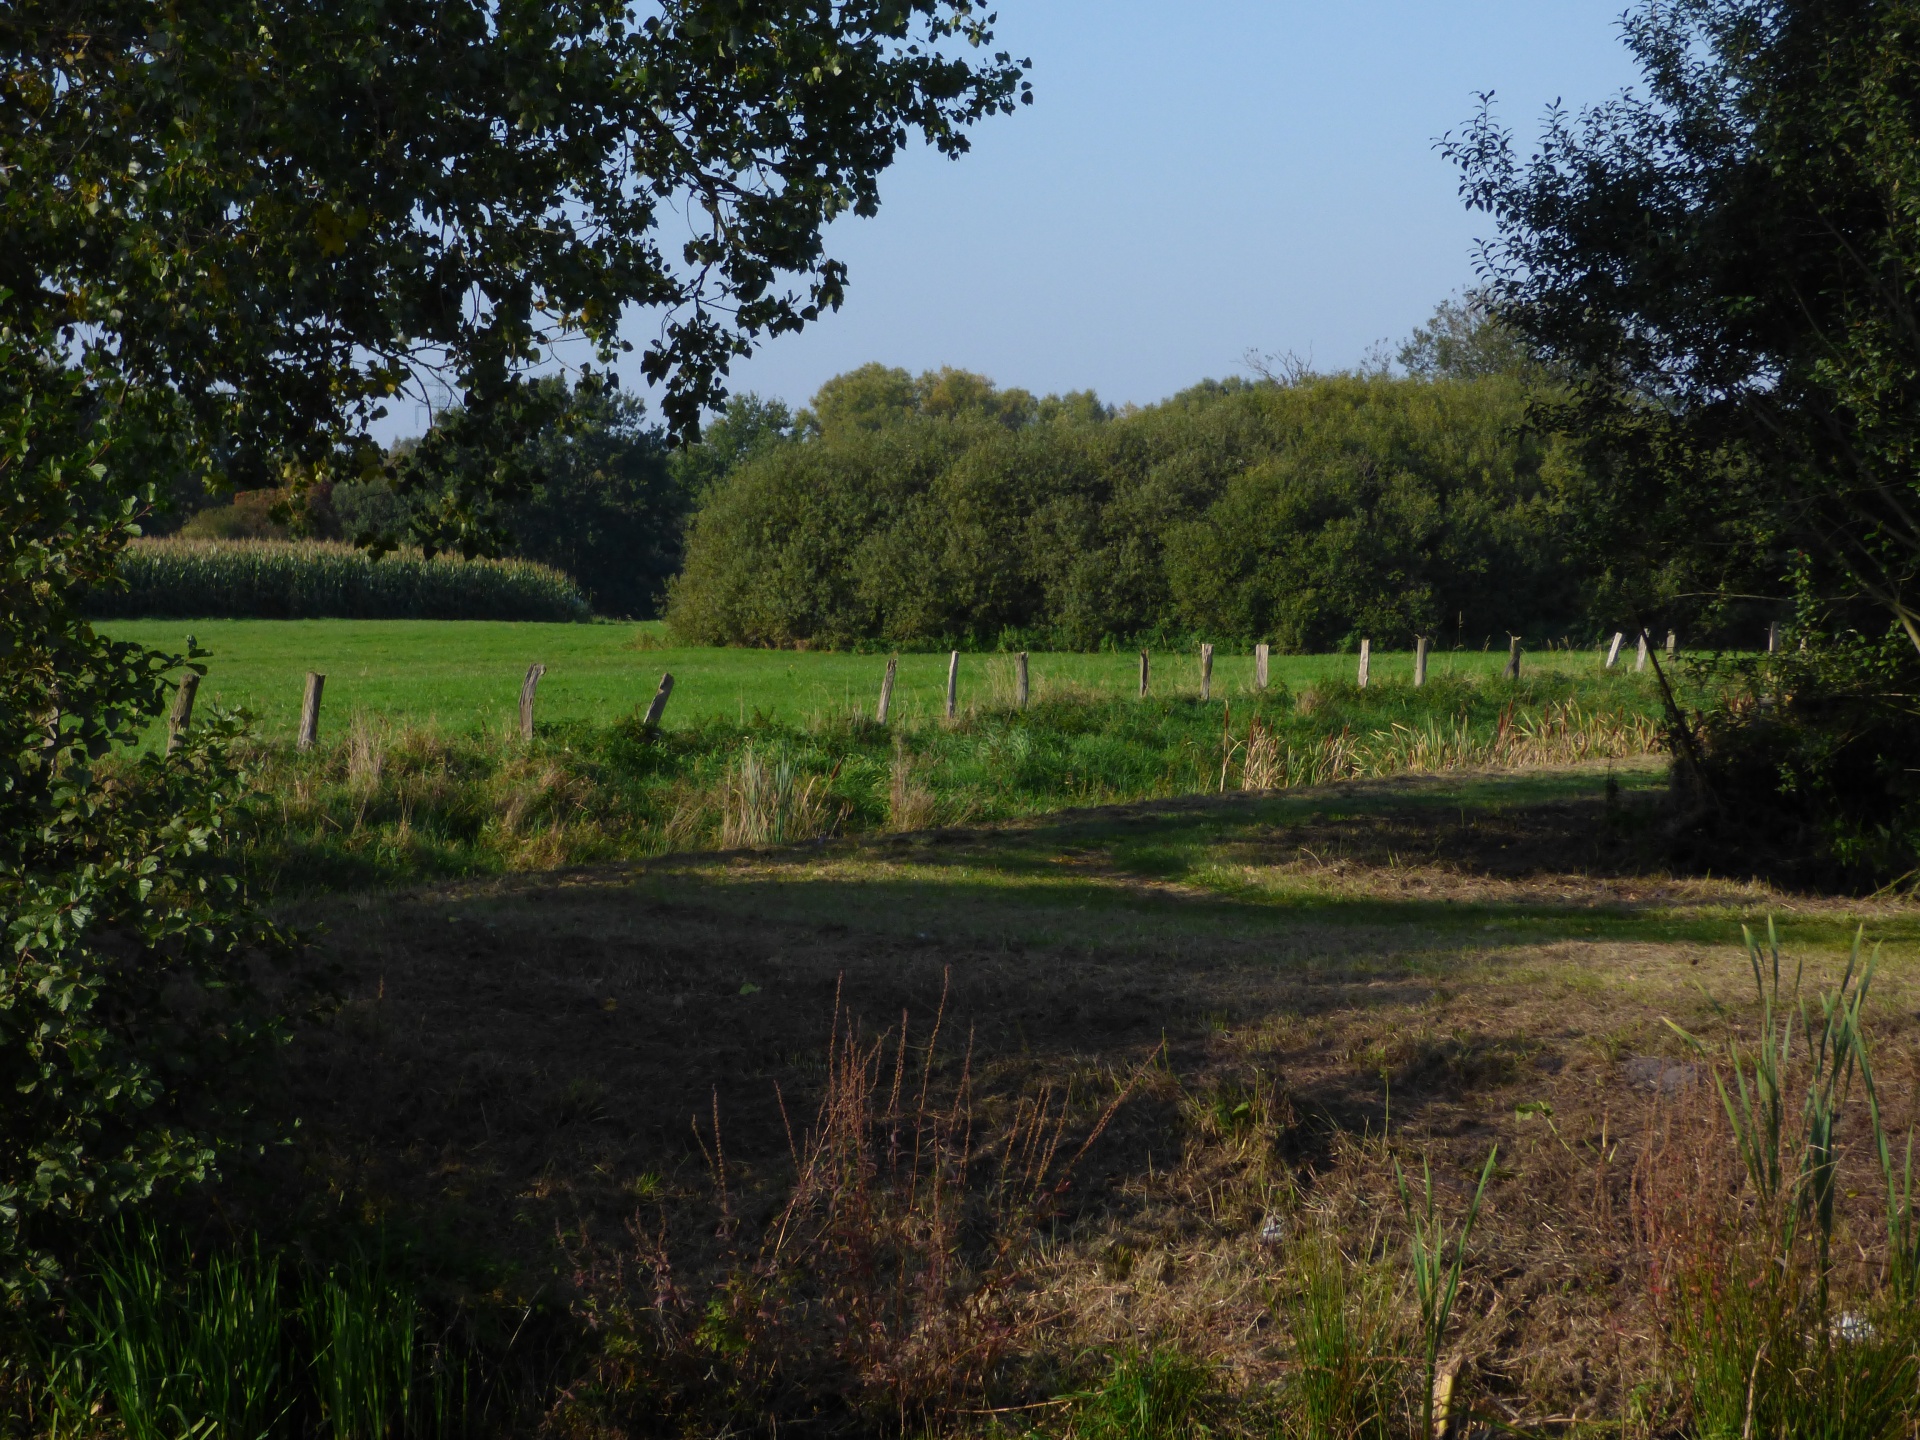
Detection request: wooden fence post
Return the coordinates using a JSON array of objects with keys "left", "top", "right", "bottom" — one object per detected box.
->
[
  {"left": 1139, "top": 649, "right": 1150, "bottom": 698},
  {"left": 519, "top": 662, "right": 545, "bottom": 740},
  {"left": 945, "top": 650, "right": 959, "bottom": 720},
  {"left": 643, "top": 672, "right": 674, "bottom": 729},
  {"left": 1413, "top": 636, "right": 1429, "bottom": 688},
  {"left": 1200, "top": 643, "right": 1214, "bottom": 701},
  {"left": 877, "top": 656, "right": 898, "bottom": 724},
  {"left": 1767, "top": 621, "right": 1781, "bottom": 653},
  {"left": 1504, "top": 636, "right": 1522, "bottom": 681},
  {"left": 1015, "top": 651, "right": 1029, "bottom": 709},
  {"left": 1605, "top": 632, "right": 1624, "bottom": 668},
  {"left": 166, "top": 674, "right": 200, "bottom": 755},
  {"left": 297, "top": 672, "right": 325, "bottom": 751},
  {"left": 1635, "top": 632, "right": 1649, "bottom": 672},
  {"left": 1357, "top": 639, "right": 1370, "bottom": 688},
  {"left": 1254, "top": 642, "right": 1270, "bottom": 690}
]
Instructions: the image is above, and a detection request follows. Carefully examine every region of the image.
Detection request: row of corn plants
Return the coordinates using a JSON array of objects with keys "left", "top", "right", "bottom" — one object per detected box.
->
[{"left": 88, "top": 539, "right": 590, "bottom": 621}]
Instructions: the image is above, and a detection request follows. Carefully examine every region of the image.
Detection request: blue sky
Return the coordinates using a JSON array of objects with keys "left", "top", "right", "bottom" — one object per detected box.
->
[{"left": 649, "top": 2, "right": 1645, "bottom": 417}]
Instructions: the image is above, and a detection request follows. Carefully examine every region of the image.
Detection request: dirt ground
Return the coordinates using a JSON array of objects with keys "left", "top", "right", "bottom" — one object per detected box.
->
[{"left": 257, "top": 759, "right": 1920, "bottom": 1431}]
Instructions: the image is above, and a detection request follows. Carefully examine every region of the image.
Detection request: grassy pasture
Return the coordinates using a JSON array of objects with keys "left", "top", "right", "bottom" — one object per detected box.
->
[{"left": 102, "top": 617, "right": 1664, "bottom": 742}]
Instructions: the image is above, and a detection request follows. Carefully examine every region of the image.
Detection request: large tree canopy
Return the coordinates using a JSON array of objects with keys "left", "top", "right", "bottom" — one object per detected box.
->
[
  {"left": 3, "top": 0, "right": 1027, "bottom": 510},
  {"left": 1446, "top": 0, "right": 1920, "bottom": 647}
]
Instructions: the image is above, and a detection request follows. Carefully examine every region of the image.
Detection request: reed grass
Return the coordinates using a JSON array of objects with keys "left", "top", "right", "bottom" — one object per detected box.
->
[
  {"left": 1652, "top": 924, "right": 1920, "bottom": 1439},
  {"left": 91, "top": 539, "right": 589, "bottom": 621},
  {"left": 43, "top": 1224, "right": 460, "bottom": 1440}
]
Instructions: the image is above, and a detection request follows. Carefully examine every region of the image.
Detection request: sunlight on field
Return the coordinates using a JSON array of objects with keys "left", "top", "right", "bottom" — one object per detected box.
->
[{"left": 102, "top": 618, "right": 1657, "bottom": 743}]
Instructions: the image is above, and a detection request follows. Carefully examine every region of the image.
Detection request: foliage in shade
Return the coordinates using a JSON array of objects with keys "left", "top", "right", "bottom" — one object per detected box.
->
[
  {"left": 1447, "top": 0, "right": 1920, "bottom": 651},
  {"left": 91, "top": 539, "right": 591, "bottom": 623},
  {"left": 0, "top": 351, "right": 289, "bottom": 1297}
]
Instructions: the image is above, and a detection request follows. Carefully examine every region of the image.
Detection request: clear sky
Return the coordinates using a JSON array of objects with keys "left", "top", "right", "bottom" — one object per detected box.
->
[{"left": 632, "top": 2, "right": 1645, "bottom": 418}]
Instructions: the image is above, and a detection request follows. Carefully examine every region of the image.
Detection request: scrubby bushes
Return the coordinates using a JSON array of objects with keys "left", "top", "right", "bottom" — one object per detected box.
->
[
  {"left": 92, "top": 539, "right": 590, "bottom": 621},
  {"left": 667, "top": 366, "right": 1588, "bottom": 651}
]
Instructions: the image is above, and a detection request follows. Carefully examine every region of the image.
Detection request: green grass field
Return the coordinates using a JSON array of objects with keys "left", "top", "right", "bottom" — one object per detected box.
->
[{"left": 102, "top": 618, "right": 1662, "bottom": 743}]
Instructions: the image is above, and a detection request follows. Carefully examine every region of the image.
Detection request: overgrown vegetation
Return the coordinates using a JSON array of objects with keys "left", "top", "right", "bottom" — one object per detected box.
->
[
  {"left": 1453, "top": 0, "right": 1920, "bottom": 886},
  {"left": 90, "top": 539, "right": 591, "bottom": 622},
  {"left": 229, "top": 672, "right": 1664, "bottom": 889},
  {"left": 667, "top": 365, "right": 1598, "bottom": 653}
]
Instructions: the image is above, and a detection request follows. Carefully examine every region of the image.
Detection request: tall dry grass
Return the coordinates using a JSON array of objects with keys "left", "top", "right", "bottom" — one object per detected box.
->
[
  {"left": 719, "top": 744, "right": 840, "bottom": 848},
  {"left": 1239, "top": 698, "right": 1660, "bottom": 791},
  {"left": 560, "top": 985, "right": 1152, "bottom": 1435}
]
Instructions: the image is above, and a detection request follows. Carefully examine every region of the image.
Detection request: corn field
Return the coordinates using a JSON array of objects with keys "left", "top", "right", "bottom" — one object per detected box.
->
[{"left": 90, "top": 539, "right": 590, "bottom": 621}]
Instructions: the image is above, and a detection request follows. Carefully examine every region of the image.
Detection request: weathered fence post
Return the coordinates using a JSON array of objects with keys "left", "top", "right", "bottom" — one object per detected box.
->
[
  {"left": 1635, "top": 632, "right": 1649, "bottom": 672},
  {"left": 1504, "top": 636, "right": 1522, "bottom": 680},
  {"left": 298, "top": 672, "right": 325, "bottom": 751},
  {"left": 1413, "top": 636, "right": 1429, "bottom": 688},
  {"left": 1357, "top": 638, "right": 1371, "bottom": 688},
  {"left": 1767, "top": 621, "right": 1781, "bottom": 653},
  {"left": 167, "top": 674, "right": 200, "bottom": 754},
  {"left": 166, "top": 674, "right": 200, "bottom": 755},
  {"left": 643, "top": 672, "right": 674, "bottom": 729},
  {"left": 1254, "top": 642, "right": 1270, "bottom": 690},
  {"left": 1200, "top": 643, "right": 1214, "bottom": 701},
  {"left": 1605, "top": 632, "right": 1624, "bottom": 668},
  {"left": 519, "top": 662, "right": 545, "bottom": 741},
  {"left": 1139, "top": 649, "right": 1150, "bottom": 698},
  {"left": 945, "top": 650, "right": 959, "bottom": 720},
  {"left": 1015, "top": 651, "right": 1029, "bottom": 709},
  {"left": 877, "top": 656, "right": 898, "bottom": 724}
]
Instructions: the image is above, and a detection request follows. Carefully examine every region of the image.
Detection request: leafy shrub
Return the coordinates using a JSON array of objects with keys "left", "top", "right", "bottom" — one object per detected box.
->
[
  {"left": 667, "top": 369, "right": 1589, "bottom": 651},
  {"left": 91, "top": 538, "right": 591, "bottom": 621},
  {"left": 1, "top": 348, "right": 289, "bottom": 1296},
  {"left": 1675, "top": 607, "right": 1920, "bottom": 888}
]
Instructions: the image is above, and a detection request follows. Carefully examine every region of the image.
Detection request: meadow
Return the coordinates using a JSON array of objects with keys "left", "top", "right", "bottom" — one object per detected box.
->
[
  {"left": 55, "top": 619, "right": 1911, "bottom": 1440},
  {"left": 102, "top": 618, "right": 1664, "bottom": 741}
]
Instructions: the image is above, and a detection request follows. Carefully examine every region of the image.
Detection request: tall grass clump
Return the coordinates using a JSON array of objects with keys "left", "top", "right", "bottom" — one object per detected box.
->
[
  {"left": 91, "top": 538, "right": 590, "bottom": 620},
  {"left": 719, "top": 743, "right": 841, "bottom": 847},
  {"left": 1648, "top": 922, "right": 1920, "bottom": 1439},
  {"left": 1071, "top": 1350, "right": 1215, "bottom": 1440},
  {"left": 40, "top": 1224, "right": 463, "bottom": 1440},
  {"left": 55, "top": 1225, "right": 286, "bottom": 1440},
  {"left": 1283, "top": 1234, "right": 1399, "bottom": 1440}
]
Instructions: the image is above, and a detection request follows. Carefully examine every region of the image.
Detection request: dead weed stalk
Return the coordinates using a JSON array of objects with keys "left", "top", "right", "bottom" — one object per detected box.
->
[{"left": 561, "top": 980, "right": 1156, "bottom": 1437}]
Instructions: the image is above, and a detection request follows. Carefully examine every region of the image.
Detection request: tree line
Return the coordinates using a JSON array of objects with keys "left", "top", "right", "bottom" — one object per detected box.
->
[{"left": 665, "top": 321, "right": 1601, "bottom": 652}]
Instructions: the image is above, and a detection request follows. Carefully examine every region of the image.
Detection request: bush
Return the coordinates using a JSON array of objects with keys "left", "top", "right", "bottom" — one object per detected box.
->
[
  {"left": 91, "top": 539, "right": 591, "bottom": 621},
  {"left": 666, "top": 368, "right": 1589, "bottom": 651},
  {"left": 1, "top": 349, "right": 291, "bottom": 1296},
  {"left": 1672, "top": 603, "right": 1920, "bottom": 888}
]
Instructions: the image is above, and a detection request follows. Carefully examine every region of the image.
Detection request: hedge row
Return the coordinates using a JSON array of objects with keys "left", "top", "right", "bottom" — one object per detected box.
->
[{"left": 90, "top": 539, "right": 591, "bottom": 621}]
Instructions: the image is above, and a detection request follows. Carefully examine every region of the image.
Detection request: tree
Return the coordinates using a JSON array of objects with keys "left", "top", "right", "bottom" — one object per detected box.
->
[
  {"left": 1446, "top": 0, "right": 1920, "bottom": 647},
  {"left": 0, "top": 0, "right": 1026, "bottom": 1288}
]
